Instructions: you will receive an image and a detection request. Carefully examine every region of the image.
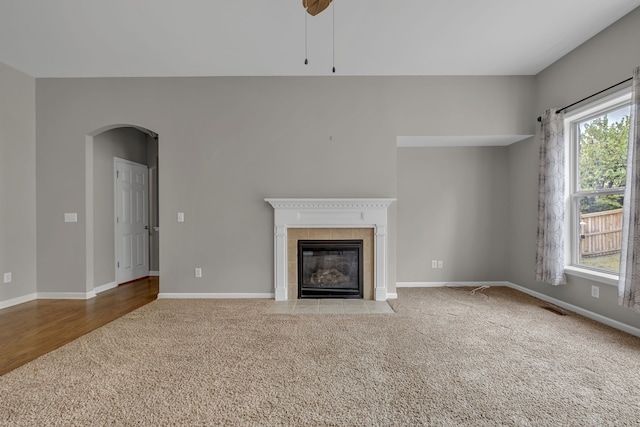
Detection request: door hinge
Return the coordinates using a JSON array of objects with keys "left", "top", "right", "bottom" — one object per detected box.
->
[
  {"left": 117, "top": 262, "right": 120, "bottom": 268},
  {"left": 116, "top": 170, "right": 119, "bottom": 178}
]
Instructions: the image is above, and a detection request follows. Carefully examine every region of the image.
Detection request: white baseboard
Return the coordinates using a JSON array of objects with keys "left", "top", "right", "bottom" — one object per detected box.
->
[
  {"left": 94, "top": 281, "right": 117, "bottom": 294},
  {"left": 2, "top": 289, "right": 99, "bottom": 309},
  {"left": 37, "top": 291, "right": 96, "bottom": 300},
  {"left": 397, "top": 281, "right": 509, "bottom": 288},
  {"left": 157, "top": 293, "right": 275, "bottom": 299},
  {"left": 395, "top": 281, "right": 640, "bottom": 339},
  {"left": 149, "top": 271, "right": 159, "bottom": 277},
  {"left": 386, "top": 292, "right": 398, "bottom": 299},
  {"left": 504, "top": 282, "right": 640, "bottom": 339},
  {"left": 0, "top": 293, "right": 38, "bottom": 310}
]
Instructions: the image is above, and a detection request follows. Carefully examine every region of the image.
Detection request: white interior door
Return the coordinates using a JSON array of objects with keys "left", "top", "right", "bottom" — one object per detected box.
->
[{"left": 115, "top": 158, "right": 149, "bottom": 284}]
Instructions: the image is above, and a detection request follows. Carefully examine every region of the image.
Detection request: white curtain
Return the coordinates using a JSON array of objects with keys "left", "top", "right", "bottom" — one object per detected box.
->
[
  {"left": 536, "top": 109, "right": 567, "bottom": 286},
  {"left": 619, "top": 66, "right": 640, "bottom": 311}
]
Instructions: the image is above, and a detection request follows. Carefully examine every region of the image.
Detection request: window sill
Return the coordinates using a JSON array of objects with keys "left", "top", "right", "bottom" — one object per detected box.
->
[{"left": 564, "top": 266, "right": 618, "bottom": 286}]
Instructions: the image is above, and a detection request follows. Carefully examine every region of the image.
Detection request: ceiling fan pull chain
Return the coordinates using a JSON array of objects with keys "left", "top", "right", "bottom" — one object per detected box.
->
[
  {"left": 305, "top": 10, "right": 309, "bottom": 65},
  {"left": 332, "top": 0, "right": 335, "bottom": 73}
]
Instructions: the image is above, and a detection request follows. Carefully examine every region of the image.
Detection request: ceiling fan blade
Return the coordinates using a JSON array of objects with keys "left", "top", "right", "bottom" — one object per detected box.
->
[{"left": 303, "top": 0, "right": 333, "bottom": 16}]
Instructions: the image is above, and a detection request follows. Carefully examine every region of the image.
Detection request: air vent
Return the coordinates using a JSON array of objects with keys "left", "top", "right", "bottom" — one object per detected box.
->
[{"left": 541, "top": 305, "right": 568, "bottom": 316}]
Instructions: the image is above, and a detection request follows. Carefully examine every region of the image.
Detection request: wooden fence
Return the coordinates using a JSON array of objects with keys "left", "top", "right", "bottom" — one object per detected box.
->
[{"left": 580, "top": 208, "right": 623, "bottom": 257}]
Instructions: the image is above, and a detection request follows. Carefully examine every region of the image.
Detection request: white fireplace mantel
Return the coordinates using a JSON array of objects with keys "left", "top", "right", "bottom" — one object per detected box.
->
[{"left": 265, "top": 198, "right": 395, "bottom": 301}]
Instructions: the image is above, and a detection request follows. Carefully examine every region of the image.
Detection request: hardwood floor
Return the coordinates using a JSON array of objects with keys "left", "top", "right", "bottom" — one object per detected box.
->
[{"left": 0, "top": 277, "right": 158, "bottom": 376}]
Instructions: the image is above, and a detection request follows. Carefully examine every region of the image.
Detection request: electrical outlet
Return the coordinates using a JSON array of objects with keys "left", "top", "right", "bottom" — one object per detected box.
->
[
  {"left": 431, "top": 260, "right": 437, "bottom": 269},
  {"left": 177, "top": 212, "right": 185, "bottom": 222},
  {"left": 4, "top": 272, "right": 12, "bottom": 283},
  {"left": 591, "top": 285, "right": 599, "bottom": 299},
  {"left": 437, "top": 260, "right": 443, "bottom": 269},
  {"left": 195, "top": 268, "right": 202, "bottom": 278}
]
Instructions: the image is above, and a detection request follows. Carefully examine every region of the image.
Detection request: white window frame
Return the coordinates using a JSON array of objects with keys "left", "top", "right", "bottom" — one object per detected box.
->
[{"left": 563, "top": 88, "right": 632, "bottom": 286}]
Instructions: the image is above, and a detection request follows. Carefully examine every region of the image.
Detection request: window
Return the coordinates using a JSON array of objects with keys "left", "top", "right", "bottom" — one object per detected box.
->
[{"left": 565, "top": 90, "right": 631, "bottom": 277}]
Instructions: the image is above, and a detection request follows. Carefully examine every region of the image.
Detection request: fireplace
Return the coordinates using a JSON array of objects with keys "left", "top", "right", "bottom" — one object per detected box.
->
[
  {"left": 265, "top": 198, "right": 395, "bottom": 301},
  {"left": 298, "top": 240, "right": 363, "bottom": 298}
]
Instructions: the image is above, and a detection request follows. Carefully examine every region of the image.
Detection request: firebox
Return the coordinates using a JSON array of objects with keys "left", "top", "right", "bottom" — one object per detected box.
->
[{"left": 297, "top": 239, "right": 363, "bottom": 298}]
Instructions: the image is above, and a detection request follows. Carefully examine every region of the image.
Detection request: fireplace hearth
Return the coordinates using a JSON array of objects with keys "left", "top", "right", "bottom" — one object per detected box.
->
[{"left": 298, "top": 240, "right": 363, "bottom": 298}]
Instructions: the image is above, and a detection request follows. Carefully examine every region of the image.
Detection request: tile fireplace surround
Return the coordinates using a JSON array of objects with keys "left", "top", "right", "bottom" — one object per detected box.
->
[{"left": 265, "top": 198, "right": 395, "bottom": 301}]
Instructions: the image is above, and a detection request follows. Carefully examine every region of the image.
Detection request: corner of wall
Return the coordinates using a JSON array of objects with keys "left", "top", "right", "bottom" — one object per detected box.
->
[{"left": 0, "top": 62, "right": 37, "bottom": 305}]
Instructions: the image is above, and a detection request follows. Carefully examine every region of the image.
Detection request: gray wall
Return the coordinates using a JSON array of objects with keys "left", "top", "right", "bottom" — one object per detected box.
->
[
  {"left": 147, "top": 133, "right": 159, "bottom": 273},
  {"left": 93, "top": 127, "right": 151, "bottom": 287},
  {"left": 0, "top": 63, "right": 36, "bottom": 304},
  {"left": 34, "top": 76, "right": 534, "bottom": 296},
  {"left": 507, "top": 7, "right": 640, "bottom": 328},
  {"left": 398, "top": 146, "right": 508, "bottom": 282}
]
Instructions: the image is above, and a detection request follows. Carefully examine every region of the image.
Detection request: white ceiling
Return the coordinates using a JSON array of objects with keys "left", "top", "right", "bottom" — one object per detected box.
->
[{"left": 0, "top": 0, "right": 639, "bottom": 78}]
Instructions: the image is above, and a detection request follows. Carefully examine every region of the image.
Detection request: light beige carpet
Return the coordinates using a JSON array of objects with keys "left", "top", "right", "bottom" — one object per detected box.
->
[{"left": 2, "top": 287, "right": 640, "bottom": 426}]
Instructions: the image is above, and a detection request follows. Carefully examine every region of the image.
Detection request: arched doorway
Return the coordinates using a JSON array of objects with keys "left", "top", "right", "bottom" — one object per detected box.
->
[{"left": 85, "top": 125, "right": 159, "bottom": 294}]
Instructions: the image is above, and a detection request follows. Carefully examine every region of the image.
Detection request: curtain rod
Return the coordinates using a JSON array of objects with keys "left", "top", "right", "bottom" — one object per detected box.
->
[{"left": 536, "top": 76, "right": 633, "bottom": 122}]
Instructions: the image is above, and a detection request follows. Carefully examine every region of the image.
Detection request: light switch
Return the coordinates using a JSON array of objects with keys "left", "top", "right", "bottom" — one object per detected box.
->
[
  {"left": 177, "top": 212, "right": 185, "bottom": 222},
  {"left": 64, "top": 213, "right": 78, "bottom": 223}
]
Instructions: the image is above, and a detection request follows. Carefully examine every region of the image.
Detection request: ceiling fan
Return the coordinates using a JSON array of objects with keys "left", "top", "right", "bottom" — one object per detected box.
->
[{"left": 303, "top": 0, "right": 333, "bottom": 16}]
